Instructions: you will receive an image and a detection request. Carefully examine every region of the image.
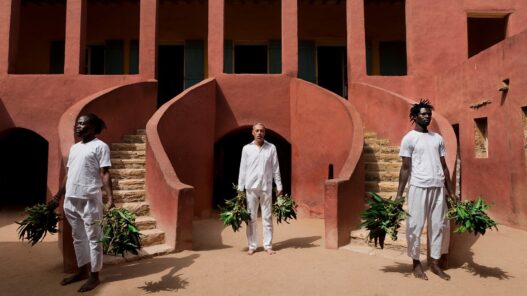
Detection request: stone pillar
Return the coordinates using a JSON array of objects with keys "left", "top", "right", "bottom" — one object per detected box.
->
[
  {"left": 281, "top": 0, "right": 298, "bottom": 76},
  {"left": 208, "top": 0, "right": 224, "bottom": 77},
  {"left": 0, "top": 0, "right": 20, "bottom": 75},
  {"left": 347, "top": 0, "right": 366, "bottom": 82},
  {"left": 64, "top": 0, "right": 86, "bottom": 75},
  {"left": 139, "top": 0, "right": 158, "bottom": 79}
]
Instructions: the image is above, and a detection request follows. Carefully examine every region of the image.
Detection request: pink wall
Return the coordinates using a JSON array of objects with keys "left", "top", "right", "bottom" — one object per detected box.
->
[
  {"left": 436, "top": 29, "right": 527, "bottom": 229},
  {"left": 146, "top": 79, "right": 216, "bottom": 250}
]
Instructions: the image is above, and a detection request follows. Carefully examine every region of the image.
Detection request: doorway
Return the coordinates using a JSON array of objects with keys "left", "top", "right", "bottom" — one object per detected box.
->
[
  {"left": 213, "top": 128, "right": 291, "bottom": 210},
  {"left": 0, "top": 129, "right": 48, "bottom": 209},
  {"left": 157, "top": 45, "right": 184, "bottom": 107},
  {"left": 317, "top": 46, "right": 347, "bottom": 97},
  {"left": 234, "top": 45, "right": 268, "bottom": 74}
]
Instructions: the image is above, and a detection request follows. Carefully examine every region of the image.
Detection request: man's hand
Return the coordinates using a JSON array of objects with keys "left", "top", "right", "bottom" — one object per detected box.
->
[
  {"left": 446, "top": 194, "right": 459, "bottom": 209},
  {"left": 47, "top": 194, "right": 61, "bottom": 208},
  {"left": 277, "top": 191, "right": 283, "bottom": 197},
  {"left": 395, "top": 195, "right": 404, "bottom": 202},
  {"left": 106, "top": 198, "right": 115, "bottom": 210}
]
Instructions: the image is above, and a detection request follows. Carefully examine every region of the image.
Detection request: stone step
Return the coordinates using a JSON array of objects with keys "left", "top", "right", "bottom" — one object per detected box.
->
[
  {"left": 111, "top": 150, "right": 146, "bottom": 159},
  {"left": 103, "top": 244, "right": 173, "bottom": 265},
  {"left": 137, "top": 129, "right": 146, "bottom": 135},
  {"left": 364, "top": 138, "right": 390, "bottom": 146},
  {"left": 363, "top": 144, "right": 400, "bottom": 154},
  {"left": 117, "top": 202, "right": 150, "bottom": 216},
  {"left": 363, "top": 152, "right": 401, "bottom": 162},
  {"left": 112, "top": 179, "right": 145, "bottom": 190},
  {"left": 111, "top": 158, "right": 146, "bottom": 169},
  {"left": 364, "top": 132, "right": 377, "bottom": 139},
  {"left": 140, "top": 229, "right": 166, "bottom": 247},
  {"left": 136, "top": 216, "right": 157, "bottom": 231},
  {"left": 365, "top": 181, "right": 399, "bottom": 192},
  {"left": 111, "top": 143, "right": 146, "bottom": 151},
  {"left": 110, "top": 168, "right": 146, "bottom": 179},
  {"left": 365, "top": 161, "right": 401, "bottom": 172},
  {"left": 364, "top": 191, "right": 398, "bottom": 200},
  {"left": 112, "top": 190, "right": 146, "bottom": 203},
  {"left": 122, "top": 134, "right": 147, "bottom": 143},
  {"left": 365, "top": 170, "right": 400, "bottom": 182}
]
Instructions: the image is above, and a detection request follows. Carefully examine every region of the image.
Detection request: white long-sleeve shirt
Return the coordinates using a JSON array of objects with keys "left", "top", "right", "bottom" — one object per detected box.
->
[{"left": 237, "top": 140, "right": 282, "bottom": 193}]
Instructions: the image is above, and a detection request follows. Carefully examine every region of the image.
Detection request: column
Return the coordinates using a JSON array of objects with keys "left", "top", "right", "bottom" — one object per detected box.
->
[
  {"left": 0, "top": 0, "right": 20, "bottom": 75},
  {"left": 347, "top": 0, "right": 366, "bottom": 82},
  {"left": 139, "top": 0, "right": 158, "bottom": 79},
  {"left": 64, "top": 0, "right": 86, "bottom": 75},
  {"left": 208, "top": 0, "right": 224, "bottom": 77},
  {"left": 281, "top": 0, "right": 298, "bottom": 76}
]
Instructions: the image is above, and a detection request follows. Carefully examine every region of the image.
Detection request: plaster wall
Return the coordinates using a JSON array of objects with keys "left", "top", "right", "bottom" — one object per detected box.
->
[
  {"left": 224, "top": 0, "right": 281, "bottom": 40},
  {"left": 86, "top": 1, "right": 139, "bottom": 42},
  {"left": 436, "top": 29, "right": 527, "bottom": 229},
  {"left": 159, "top": 1, "right": 208, "bottom": 42},
  {"left": 298, "top": 1, "right": 346, "bottom": 43}
]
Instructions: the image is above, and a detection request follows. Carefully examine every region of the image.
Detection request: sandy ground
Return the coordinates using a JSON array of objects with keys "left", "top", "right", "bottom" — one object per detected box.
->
[{"left": 2, "top": 208, "right": 527, "bottom": 296}]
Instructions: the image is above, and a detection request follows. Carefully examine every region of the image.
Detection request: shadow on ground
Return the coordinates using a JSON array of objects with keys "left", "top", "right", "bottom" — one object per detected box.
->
[
  {"left": 102, "top": 254, "right": 199, "bottom": 293},
  {"left": 273, "top": 235, "right": 321, "bottom": 251}
]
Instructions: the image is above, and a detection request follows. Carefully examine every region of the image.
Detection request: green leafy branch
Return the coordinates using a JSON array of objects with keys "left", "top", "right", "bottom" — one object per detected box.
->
[
  {"left": 360, "top": 192, "right": 407, "bottom": 249},
  {"left": 219, "top": 185, "right": 251, "bottom": 232},
  {"left": 273, "top": 193, "right": 297, "bottom": 224},
  {"left": 16, "top": 202, "right": 60, "bottom": 246},
  {"left": 99, "top": 208, "right": 142, "bottom": 257},
  {"left": 447, "top": 196, "right": 498, "bottom": 236}
]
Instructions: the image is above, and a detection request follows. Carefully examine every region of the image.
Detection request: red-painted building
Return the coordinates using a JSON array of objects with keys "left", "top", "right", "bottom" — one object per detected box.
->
[{"left": 1, "top": 0, "right": 527, "bottom": 270}]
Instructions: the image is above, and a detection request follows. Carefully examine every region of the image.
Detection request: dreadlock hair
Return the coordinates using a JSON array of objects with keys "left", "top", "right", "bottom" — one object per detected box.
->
[
  {"left": 409, "top": 99, "right": 434, "bottom": 123},
  {"left": 82, "top": 113, "right": 107, "bottom": 134}
]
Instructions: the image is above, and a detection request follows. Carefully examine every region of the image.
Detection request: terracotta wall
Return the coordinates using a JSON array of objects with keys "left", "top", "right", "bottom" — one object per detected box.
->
[
  {"left": 146, "top": 79, "right": 216, "bottom": 250},
  {"left": 436, "top": 29, "right": 527, "bottom": 229},
  {"left": 159, "top": 1, "right": 207, "bottom": 42},
  {"left": 225, "top": 0, "right": 281, "bottom": 40}
]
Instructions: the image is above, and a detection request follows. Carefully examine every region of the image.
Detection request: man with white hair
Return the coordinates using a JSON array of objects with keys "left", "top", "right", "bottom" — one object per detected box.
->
[{"left": 238, "top": 123, "right": 282, "bottom": 255}]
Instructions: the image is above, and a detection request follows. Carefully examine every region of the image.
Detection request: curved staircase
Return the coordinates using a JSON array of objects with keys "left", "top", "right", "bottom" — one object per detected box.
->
[{"left": 103, "top": 129, "right": 173, "bottom": 264}]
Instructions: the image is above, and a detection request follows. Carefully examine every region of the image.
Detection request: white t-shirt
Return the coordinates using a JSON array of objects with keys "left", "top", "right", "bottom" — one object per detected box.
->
[
  {"left": 399, "top": 130, "right": 446, "bottom": 188},
  {"left": 237, "top": 140, "right": 283, "bottom": 193},
  {"left": 66, "top": 138, "right": 111, "bottom": 199}
]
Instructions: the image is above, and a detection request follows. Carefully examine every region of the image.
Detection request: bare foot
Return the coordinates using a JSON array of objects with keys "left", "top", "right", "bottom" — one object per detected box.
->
[
  {"left": 60, "top": 272, "right": 88, "bottom": 286},
  {"left": 265, "top": 248, "right": 276, "bottom": 255},
  {"left": 430, "top": 262, "right": 451, "bottom": 281},
  {"left": 412, "top": 260, "right": 428, "bottom": 280},
  {"left": 247, "top": 249, "right": 255, "bottom": 255},
  {"left": 78, "top": 276, "right": 100, "bottom": 292}
]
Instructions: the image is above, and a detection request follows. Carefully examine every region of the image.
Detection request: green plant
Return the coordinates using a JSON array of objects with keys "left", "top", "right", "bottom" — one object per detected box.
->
[
  {"left": 447, "top": 196, "right": 498, "bottom": 235},
  {"left": 16, "top": 202, "right": 60, "bottom": 246},
  {"left": 219, "top": 185, "right": 251, "bottom": 232},
  {"left": 273, "top": 193, "right": 297, "bottom": 224},
  {"left": 360, "top": 192, "right": 407, "bottom": 249},
  {"left": 100, "top": 208, "right": 142, "bottom": 257}
]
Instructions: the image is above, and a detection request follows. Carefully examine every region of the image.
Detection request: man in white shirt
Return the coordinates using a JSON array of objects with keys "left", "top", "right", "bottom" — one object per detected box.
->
[
  {"left": 51, "top": 113, "right": 114, "bottom": 292},
  {"left": 396, "top": 100, "right": 456, "bottom": 281},
  {"left": 238, "top": 123, "right": 282, "bottom": 255}
]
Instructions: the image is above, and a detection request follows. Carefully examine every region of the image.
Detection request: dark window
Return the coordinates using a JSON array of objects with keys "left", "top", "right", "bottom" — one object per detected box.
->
[
  {"left": 234, "top": 45, "right": 268, "bottom": 74},
  {"left": 49, "top": 40, "right": 65, "bottom": 74},
  {"left": 467, "top": 16, "right": 508, "bottom": 57}
]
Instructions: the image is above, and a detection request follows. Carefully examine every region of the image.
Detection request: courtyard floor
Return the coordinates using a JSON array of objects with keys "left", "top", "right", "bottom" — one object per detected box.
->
[{"left": 1, "top": 208, "right": 526, "bottom": 296}]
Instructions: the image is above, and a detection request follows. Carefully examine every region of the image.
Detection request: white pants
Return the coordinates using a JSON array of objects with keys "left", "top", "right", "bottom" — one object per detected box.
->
[
  {"left": 64, "top": 196, "right": 104, "bottom": 272},
  {"left": 246, "top": 189, "right": 273, "bottom": 250},
  {"left": 406, "top": 186, "right": 450, "bottom": 260}
]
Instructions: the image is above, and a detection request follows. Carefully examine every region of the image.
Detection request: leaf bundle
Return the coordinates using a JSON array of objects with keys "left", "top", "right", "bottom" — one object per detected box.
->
[
  {"left": 219, "top": 186, "right": 251, "bottom": 232},
  {"left": 360, "top": 192, "right": 407, "bottom": 249},
  {"left": 447, "top": 196, "right": 498, "bottom": 236},
  {"left": 100, "top": 208, "right": 142, "bottom": 257},
  {"left": 273, "top": 194, "right": 297, "bottom": 224},
  {"left": 16, "top": 202, "right": 60, "bottom": 246}
]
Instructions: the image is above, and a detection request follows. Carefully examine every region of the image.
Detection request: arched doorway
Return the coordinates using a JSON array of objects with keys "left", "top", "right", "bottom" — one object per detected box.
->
[
  {"left": 213, "top": 127, "right": 291, "bottom": 210},
  {"left": 0, "top": 128, "right": 48, "bottom": 209}
]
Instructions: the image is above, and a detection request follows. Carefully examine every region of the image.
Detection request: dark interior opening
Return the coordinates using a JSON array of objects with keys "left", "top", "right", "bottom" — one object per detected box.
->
[
  {"left": 157, "top": 45, "right": 184, "bottom": 107},
  {"left": 213, "top": 128, "right": 291, "bottom": 210},
  {"left": 317, "top": 46, "right": 347, "bottom": 97},
  {"left": 0, "top": 129, "right": 48, "bottom": 209},
  {"left": 468, "top": 16, "right": 508, "bottom": 57},
  {"left": 234, "top": 45, "right": 268, "bottom": 74}
]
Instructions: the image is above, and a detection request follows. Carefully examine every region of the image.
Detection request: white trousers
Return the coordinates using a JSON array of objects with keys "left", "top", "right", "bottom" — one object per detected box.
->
[
  {"left": 406, "top": 186, "right": 450, "bottom": 260},
  {"left": 64, "top": 196, "right": 104, "bottom": 273},
  {"left": 246, "top": 189, "right": 273, "bottom": 250}
]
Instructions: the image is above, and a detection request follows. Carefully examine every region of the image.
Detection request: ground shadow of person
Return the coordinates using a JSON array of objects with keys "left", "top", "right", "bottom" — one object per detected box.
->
[
  {"left": 448, "top": 232, "right": 511, "bottom": 280},
  {"left": 102, "top": 253, "right": 200, "bottom": 288},
  {"left": 273, "top": 236, "right": 322, "bottom": 251},
  {"left": 138, "top": 268, "right": 190, "bottom": 293},
  {"left": 380, "top": 262, "right": 414, "bottom": 278}
]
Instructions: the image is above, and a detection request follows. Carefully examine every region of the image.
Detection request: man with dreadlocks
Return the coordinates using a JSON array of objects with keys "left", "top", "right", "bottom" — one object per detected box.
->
[
  {"left": 51, "top": 113, "right": 113, "bottom": 292},
  {"left": 395, "top": 99, "right": 455, "bottom": 281}
]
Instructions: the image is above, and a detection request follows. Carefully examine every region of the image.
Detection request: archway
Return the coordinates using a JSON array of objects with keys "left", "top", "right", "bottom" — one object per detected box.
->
[
  {"left": 0, "top": 128, "right": 48, "bottom": 209},
  {"left": 213, "top": 127, "right": 291, "bottom": 210}
]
